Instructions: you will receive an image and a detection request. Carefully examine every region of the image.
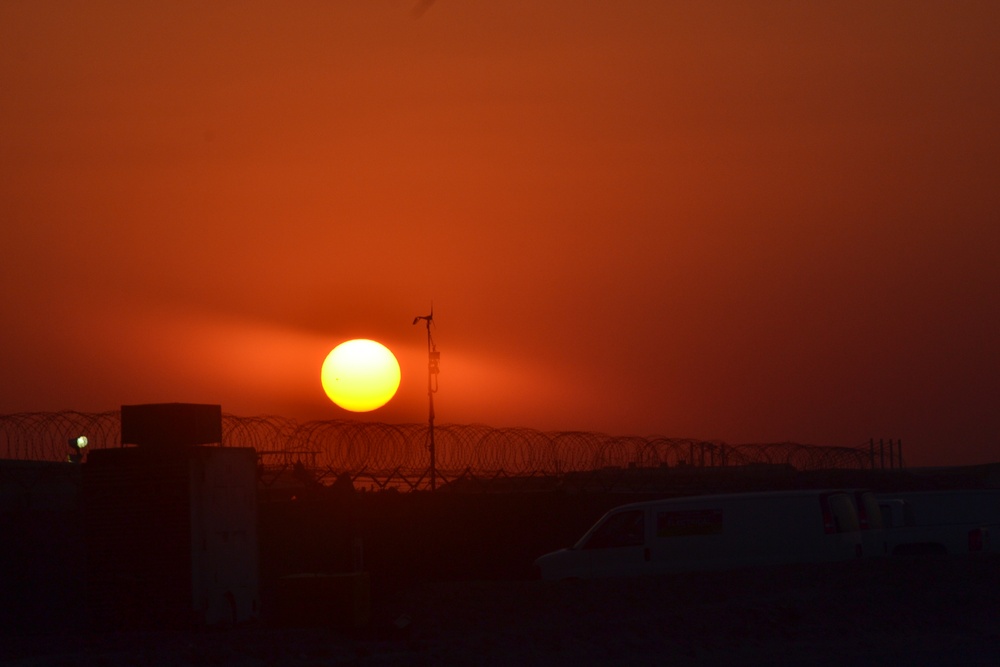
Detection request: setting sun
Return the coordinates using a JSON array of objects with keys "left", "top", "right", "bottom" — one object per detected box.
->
[{"left": 321, "top": 339, "right": 401, "bottom": 412}]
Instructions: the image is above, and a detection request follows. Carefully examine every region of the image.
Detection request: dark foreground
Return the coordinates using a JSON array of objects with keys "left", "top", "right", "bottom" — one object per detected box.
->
[{"left": 5, "top": 555, "right": 999, "bottom": 666}]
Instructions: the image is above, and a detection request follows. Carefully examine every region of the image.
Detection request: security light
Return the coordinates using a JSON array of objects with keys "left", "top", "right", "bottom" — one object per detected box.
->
[{"left": 68, "top": 435, "right": 88, "bottom": 463}]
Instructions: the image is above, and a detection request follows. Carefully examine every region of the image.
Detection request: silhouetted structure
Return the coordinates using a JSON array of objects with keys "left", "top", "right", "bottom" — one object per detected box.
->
[
  {"left": 83, "top": 404, "right": 259, "bottom": 630},
  {"left": 413, "top": 308, "right": 440, "bottom": 490}
]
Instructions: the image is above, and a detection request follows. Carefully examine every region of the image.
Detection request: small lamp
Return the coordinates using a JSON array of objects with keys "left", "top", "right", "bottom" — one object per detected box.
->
[{"left": 68, "top": 435, "right": 88, "bottom": 463}]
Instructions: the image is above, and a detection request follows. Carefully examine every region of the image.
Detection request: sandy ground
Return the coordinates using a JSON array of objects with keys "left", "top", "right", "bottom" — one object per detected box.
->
[{"left": 5, "top": 555, "right": 999, "bottom": 666}]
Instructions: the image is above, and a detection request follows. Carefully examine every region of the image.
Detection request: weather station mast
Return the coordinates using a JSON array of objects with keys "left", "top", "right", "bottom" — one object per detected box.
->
[{"left": 413, "top": 309, "right": 440, "bottom": 490}]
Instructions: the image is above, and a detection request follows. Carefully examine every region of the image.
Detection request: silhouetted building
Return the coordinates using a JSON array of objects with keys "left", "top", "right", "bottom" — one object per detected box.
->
[{"left": 83, "top": 404, "right": 258, "bottom": 629}]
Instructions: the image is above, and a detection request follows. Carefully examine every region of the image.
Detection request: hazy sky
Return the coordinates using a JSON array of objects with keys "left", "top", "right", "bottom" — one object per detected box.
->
[{"left": 2, "top": 1, "right": 998, "bottom": 466}]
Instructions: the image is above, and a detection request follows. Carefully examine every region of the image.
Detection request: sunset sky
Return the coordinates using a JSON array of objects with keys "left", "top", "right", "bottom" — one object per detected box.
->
[{"left": 2, "top": 2, "right": 998, "bottom": 466}]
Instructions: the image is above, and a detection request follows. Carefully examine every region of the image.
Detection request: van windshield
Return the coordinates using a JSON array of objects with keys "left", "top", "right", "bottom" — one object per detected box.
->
[{"left": 580, "top": 509, "right": 645, "bottom": 549}]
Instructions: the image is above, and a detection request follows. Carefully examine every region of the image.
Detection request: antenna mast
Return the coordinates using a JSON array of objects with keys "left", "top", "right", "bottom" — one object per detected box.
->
[{"left": 412, "top": 308, "right": 439, "bottom": 490}]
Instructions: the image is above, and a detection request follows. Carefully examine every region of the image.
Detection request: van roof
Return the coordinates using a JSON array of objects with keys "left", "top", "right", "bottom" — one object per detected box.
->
[{"left": 607, "top": 489, "right": 854, "bottom": 512}]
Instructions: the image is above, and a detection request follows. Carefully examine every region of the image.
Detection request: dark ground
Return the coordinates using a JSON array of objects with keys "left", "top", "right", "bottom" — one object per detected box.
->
[
  {"left": 4, "top": 470, "right": 999, "bottom": 665},
  {"left": 4, "top": 555, "right": 998, "bottom": 666}
]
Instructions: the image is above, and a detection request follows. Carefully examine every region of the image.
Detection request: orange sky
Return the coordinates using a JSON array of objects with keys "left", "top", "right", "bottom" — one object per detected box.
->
[{"left": 2, "top": 2, "right": 998, "bottom": 466}]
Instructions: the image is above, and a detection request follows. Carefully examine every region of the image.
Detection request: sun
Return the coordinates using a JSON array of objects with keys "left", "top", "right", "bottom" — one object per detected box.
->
[{"left": 321, "top": 339, "right": 401, "bottom": 412}]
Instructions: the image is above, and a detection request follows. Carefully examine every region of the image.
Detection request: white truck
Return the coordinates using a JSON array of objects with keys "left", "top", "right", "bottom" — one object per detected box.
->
[
  {"left": 533, "top": 490, "right": 864, "bottom": 580},
  {"left": 875, "top": 490, "right": 998, "bottom": 556}
]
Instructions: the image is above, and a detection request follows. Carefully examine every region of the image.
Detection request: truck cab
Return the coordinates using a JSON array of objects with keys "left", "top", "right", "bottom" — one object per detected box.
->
[{"left": 875, "top": 491, "right": 998, "bottom": 556}]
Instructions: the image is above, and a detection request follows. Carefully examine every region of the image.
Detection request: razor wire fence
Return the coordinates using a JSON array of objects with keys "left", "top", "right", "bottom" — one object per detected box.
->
[{"left": 2, "top": 411, "right": 885, "bottom": 485}]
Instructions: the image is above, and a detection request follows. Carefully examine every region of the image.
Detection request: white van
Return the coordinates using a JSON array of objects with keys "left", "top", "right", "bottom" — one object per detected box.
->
[
  {"left": 846, "top": 489, "right": 889, "bottom": 557},
  {"left": 533, "top": 490, "right": 863, "bottom": 580}
]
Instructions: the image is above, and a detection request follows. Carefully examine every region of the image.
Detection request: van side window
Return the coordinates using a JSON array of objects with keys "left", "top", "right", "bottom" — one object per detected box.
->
[
  {"left": 582, "top": 510, "right": 645, "bottom": 549},
  {"left": 828, "top": 494, "right": 860, "bottom": 533},
  {"left": 657, "top": 509, "right": 724, "bottom": 537}
]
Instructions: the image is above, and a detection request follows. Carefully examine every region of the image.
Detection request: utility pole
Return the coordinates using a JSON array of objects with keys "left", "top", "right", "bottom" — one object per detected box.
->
[{"left": 413, "top": 309, "right": 439, "bottom": 490}]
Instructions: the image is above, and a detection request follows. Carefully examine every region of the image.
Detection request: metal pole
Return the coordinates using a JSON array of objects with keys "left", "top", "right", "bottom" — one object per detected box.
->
[
  {"left": 413, "top": 310, "right": 439, "bottom": 491},
  {"left": 428, "top": 346, "right": 436, "bottom": 491}
]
